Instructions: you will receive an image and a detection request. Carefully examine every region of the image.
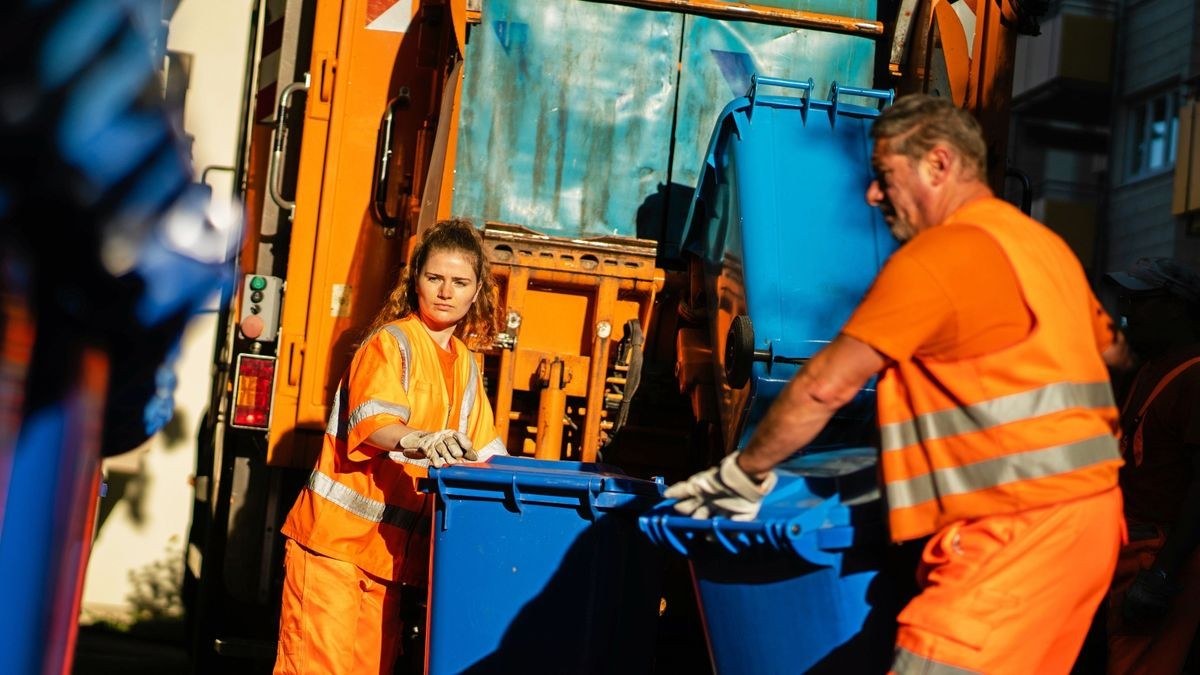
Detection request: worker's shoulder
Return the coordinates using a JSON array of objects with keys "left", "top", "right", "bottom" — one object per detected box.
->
[{"left": 900, "top": 221, "right": 1009, "bottom": 267}]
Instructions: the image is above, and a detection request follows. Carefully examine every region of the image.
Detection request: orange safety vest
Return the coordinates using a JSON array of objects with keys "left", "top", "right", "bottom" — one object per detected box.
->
[
  {"left": 875, "top": 198, "right": 1122, "bottom": 542},
  {"left": 281, "top": 316, "right": 505, "bottom": 583}
]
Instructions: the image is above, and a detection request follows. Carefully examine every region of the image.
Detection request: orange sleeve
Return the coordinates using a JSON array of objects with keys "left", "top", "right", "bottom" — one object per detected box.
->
[
  {"left": 842, "top": 225, "right": 1031, "bottom": 362},
  {"left": 841, "top": 242, "right": 957, "bottom": 362},
  {"left": 345, "top": 331, "right": 412, "bottom": 461}
]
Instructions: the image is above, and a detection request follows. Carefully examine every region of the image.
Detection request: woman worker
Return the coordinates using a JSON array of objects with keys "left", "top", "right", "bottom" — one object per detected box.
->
[{"left": 273, "top": 218, "right": 507, "bottom": 674}]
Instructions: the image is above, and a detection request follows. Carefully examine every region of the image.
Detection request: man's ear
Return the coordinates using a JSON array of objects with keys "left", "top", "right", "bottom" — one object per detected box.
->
[{"left": 923, "top": 145, "right": 955, "bottom": 186}]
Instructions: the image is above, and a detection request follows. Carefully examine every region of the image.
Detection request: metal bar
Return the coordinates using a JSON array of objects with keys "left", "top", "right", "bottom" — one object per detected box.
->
[
  {"left": 585, "top": 0, "right": 884, "bottom": 38},
  {"left": 582, "top": 277, "right": 619, "bottom": 462},
  {"left": 494, "top": 266, "right": 529, "bottom": 443},
  {"left": 534, "top": 360, "right": 568, "bottom": 460},
  {"left": 888, "top": 0, "right": 920, "bottom": 76}
]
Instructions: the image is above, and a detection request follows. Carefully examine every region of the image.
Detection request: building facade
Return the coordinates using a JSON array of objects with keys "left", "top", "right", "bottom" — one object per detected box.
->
[{"left": 1010, "top": 0, "right": 1200, "bottom": 281}]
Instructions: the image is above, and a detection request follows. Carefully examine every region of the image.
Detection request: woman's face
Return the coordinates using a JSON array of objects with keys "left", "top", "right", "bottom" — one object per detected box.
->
[{"left": 415, "top": 249, "right": 480, "bottom": 332}]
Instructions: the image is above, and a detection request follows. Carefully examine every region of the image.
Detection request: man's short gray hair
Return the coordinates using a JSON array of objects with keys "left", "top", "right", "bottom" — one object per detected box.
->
[{"left": 871, "top": 94, "right": 987, "bottom": 180}]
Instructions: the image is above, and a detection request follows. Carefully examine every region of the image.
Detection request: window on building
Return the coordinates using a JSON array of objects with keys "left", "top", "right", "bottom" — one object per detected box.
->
[{"left": 1127, "top": 90, "right": 1179, "bottom": 180}]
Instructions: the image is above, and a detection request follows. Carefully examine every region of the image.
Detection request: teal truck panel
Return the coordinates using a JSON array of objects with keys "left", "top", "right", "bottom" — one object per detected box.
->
[
  {"left": 452, "top": 0, "right": 877, "bottom": 245},
  {"left": 453, "top": 0, "right": 681, "bottom": 238}
]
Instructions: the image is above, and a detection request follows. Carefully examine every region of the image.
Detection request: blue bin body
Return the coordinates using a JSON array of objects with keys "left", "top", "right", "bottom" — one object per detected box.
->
[
  {"left": 680, "top": 75, "right": 898, "bottom": 453},
  {"left": 641, "top": 448, "right": 902, "bottom": 674},
  {"left": 422, "top": 456, "right": 666, "bottom": 674}
]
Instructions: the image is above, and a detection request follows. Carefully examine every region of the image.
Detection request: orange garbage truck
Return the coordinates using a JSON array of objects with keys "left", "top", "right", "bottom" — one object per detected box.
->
[{"left": 183, "top": 0, "right": 1040, "bottom": 671}]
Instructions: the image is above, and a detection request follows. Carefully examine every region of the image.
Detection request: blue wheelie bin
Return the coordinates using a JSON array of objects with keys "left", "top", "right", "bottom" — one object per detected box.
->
[
  {"left": 422, "top": 456, "right": 666, "bottom": 675},
  {"left": 641, "top": 447, "right": 904, "bottom": 674}
]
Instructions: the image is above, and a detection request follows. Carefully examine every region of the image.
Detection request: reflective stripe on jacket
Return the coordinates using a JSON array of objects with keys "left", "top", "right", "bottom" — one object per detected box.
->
[
  {"left": 876, "top": 198, "right": 1121, "bottom": 542},
  {"left": 281, "top": 315, "right": 505, "bottom": 582}
]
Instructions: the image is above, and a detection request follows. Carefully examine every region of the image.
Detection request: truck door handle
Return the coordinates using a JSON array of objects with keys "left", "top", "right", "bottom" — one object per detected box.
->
[
  {"left": 372, "top": 89, "right": 411, "bottom": 236},
  {"left": 268, "top": 74, "right": 310, "bottom": 219}
]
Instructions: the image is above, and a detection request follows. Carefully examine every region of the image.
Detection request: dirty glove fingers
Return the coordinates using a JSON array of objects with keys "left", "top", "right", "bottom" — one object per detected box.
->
[
  {"left": 454, "top": 431, "right": 478, "bottom": 461},
  {"left": 443, "top": 433, "right": 468, "bottom": 460},
  {"left": 664, "top": 481, "right": 694, "bottom": 500},
  {"left": 431, "top": 437, "right": 463, "bottom": 465}
]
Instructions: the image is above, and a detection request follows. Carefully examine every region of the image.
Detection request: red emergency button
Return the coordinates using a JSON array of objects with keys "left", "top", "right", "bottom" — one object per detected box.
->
[{"left": 241, "top": 314, "right": 265, "bottom": 339}]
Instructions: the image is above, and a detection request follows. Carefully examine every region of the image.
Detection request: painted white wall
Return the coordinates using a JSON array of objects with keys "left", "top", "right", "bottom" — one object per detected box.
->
[{"left": 80, "top": 0, "right": 254, "bottom": 623}]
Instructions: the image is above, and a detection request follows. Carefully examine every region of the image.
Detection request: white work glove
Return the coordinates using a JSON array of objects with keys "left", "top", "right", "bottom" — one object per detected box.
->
[
  {"left": 397, "top": 429, "right": 477, "bottom": 468},
  {"left": 664, "top": 452, "right": 777, "bottom": 521}
]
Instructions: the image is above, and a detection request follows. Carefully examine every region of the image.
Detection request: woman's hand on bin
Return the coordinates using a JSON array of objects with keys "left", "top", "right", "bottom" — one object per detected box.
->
[
  {"left": 398, "top": 429, "right": 478, "bottom": 467},
  {"left": 665, "top": 452, "right": 777, "bottom": 521}
]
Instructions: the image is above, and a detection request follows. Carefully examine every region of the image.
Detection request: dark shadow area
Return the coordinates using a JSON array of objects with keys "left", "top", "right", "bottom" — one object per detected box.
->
[
  {"left": 95, "top": 467, "right": 148, "bottom": 530},
  {"left": 183, "top": 425, "right": 312, "bottom": 675},
  {"left": 637, "top": 181, "right": 698, "bottom": 269},
  {"left": 1071, "top": 601, "right": 1107, "bottom": 675},
  {"left": 72, "top": 622, "right": 188, "bottom": 675}
]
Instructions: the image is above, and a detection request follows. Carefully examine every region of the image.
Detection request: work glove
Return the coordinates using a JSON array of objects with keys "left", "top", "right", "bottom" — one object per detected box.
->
[
  {"left": 664, "top": 452, "right": 776, "bottom": 521},
  {"left": 1122, "top": 568, "right": 1177, "bottom": 631},
  {"left": 398, "top": 429, "right": 477, "bottom": 468}
]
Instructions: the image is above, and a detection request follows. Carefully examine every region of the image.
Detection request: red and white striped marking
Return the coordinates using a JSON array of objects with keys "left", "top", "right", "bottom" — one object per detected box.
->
[
  {"left": 254, "top": 0, "right": 287, "bottom": 122},
  {"left": 366, "top": 0, "right": 413, "bottom": 32}
]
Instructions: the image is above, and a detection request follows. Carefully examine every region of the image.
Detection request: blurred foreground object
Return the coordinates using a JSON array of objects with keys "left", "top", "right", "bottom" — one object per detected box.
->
[{"left": 0, "top": 1, "right": 238, "bottom": 673}]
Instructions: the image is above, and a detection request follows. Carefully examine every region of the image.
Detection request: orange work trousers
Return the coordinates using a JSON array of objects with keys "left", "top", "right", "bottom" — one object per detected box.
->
[
  {"left": 891, "top": 488, "right": 1123, "bottom": 675},
  {"left": 273, "top": 538, "right": 403, "bottom": 675},
  {"left": 1107, "top": 525, "right": 1200, "bottom": 675}
]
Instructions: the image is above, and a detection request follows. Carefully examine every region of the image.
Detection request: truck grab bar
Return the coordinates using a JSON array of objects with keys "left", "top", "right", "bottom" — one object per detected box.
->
[
  {"left": 268, "top": 73, "right": 310, "bottom": 218},
  {"left": 371, "top": 88, "right": 411, "bottom": 237}
]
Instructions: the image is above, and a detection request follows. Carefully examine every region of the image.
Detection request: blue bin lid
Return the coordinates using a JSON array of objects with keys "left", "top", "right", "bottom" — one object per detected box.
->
[
  {"left": 640, "top": 447, "right": 884, "bottom": 566},
  {"left": 422, "top": 456, "right": 665, "bottom": 520}
]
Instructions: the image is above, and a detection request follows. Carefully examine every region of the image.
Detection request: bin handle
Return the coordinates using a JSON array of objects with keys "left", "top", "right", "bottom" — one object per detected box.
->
[
  {"left": 639, "top": 512, "right": 697, "bottom": 557},
  {"left": 746, "top": 74, "right": 814, "bottom": 122},
  {"left": 785, "top": 502, "right": 842, "bottom": 567},
  {"left": 659, "top": 516, "right": 692, "bottom": 556},
  {"left": 827, "top": 81, "right": 894, "bottom": 127}
]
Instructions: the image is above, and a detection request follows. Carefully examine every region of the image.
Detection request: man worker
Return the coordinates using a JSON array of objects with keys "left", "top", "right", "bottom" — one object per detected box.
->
[
  {"left": 1104, "top": 257, "right": 1200, "bottom": 675},
  {"left": 667, "top": 93, "right": 1128, "bottom": 674}
]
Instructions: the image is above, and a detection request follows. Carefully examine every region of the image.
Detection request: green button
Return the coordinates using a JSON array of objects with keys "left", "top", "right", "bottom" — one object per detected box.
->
[{"left": 249, "top": 276, "right": 267, "bottom": 291}]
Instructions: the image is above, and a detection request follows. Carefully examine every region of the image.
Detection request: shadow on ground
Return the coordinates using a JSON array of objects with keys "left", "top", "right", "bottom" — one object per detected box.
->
[{"left": 72, "top": 622, "right": 189, "bottom": 675}]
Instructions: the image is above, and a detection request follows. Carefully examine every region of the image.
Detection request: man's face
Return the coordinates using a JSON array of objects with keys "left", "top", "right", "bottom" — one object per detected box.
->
[{"left": 866, "top": 140, "right": 928, "bottom": 242}]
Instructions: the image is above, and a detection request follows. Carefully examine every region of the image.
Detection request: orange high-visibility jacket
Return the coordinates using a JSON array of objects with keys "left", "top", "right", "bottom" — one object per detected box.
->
[
  {"left": 876, "top": 198, "right": 1122, "bottom": 542},
  {"left": 281, "top": 315, "right": 505, "bottom": 583}
]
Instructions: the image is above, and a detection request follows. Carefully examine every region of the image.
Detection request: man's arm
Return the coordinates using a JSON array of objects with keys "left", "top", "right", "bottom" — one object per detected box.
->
[
  {"left": 665, "top": 334, "right": 886, "bottom": 520},
  {"left": 666, "top": 334, "right": 886, "bottom": 520},
  {"left": 737, "top": 334, "right": 886, "bottom": 479}
]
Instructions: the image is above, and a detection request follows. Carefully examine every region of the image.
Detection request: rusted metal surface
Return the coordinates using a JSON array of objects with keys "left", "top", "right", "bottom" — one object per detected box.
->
[
  {"left": 589, "top": 0, "right": 882, "bottom": 38},
  {"left": 454, "top": 0, "right": 681, "bottom": 238}
]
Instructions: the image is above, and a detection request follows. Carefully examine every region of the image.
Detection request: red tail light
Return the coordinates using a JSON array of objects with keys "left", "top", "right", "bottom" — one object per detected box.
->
[{"left": 231, "top": 354, "right": 276, "bottom": 429}]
